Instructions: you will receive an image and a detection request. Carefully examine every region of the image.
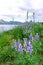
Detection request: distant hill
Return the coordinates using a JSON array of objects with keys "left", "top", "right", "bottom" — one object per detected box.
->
[
  {"left": 0, "top": 19, "right": 6, "bottom": 23},
  {"left": 0, "top": 19, "right": 34, "bottom": 25},
  {"left": 9, "top": 21, "right": 23, "bottom": 25},
  {"left": 0, "top": 19, "right": 23, "bottom": 25}
]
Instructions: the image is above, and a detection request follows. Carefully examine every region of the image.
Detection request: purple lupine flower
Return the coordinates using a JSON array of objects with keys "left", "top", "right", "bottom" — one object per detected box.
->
[
  {"left": 26, "top": 43, "right": 33, "bottom": 54},
  {"left": 14, "top": 40, "right": 20, "bottom": 50},
  {"left": 35, "top": 33, "right": 39, "bottom": 40},
  {"left": 29, "top": 44, "right": 33, "bottom": 54},
  {"left": 29, "top": 48, "right": 33, "bottom": 54},
  {"left": 28, "top": 40, "right": 31, "bottom": 45},
  {"left": 29, "top": 44, "right": 33, "bottom": 49},
  {"left": 18, "top": 44, "right": 23, "bottom": 53},
  {"left": 26, "top": 46, "right": 30, "bottom": 52},
  {"left": 29, "top": 33, "right": 32, "bottom": 41},
  {"left": 23, "top": 38, "right": 28, "bottom": 45},
  {"left": 17, "top": 39, "right": 21, "bottom": 46}
]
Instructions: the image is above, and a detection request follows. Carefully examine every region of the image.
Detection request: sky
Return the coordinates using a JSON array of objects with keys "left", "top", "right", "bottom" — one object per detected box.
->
[{"left": 0, "top": 0, "right": 43, "bottom": 22}]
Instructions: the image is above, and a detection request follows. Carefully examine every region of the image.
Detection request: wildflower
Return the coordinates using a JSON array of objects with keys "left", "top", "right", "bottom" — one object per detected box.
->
[
  {"left": 26, "top": 43, "right": 33, "bottom": 54},
  {"left": 28, "top": 40, "right": 31, "bottom": 45},
  {"left": 17, "top": 39, "right": 21, "bottom": 46},
  {"left": 29, "top": 48, "right": 33, "bottom": 54},
  {"left": 14, "top": 40, "right": 18, "bottom": 50},
  {"left": 18, "top": 43, "right": 23, "bottom": 53},
  {"left": 29, "top": 44, "right": 33, "bottom": 49},
  {"left": 23, "top": 38, "right": 28, "bottom": 45},
  {"left": 35, "top": 33, "right": 39, "bottom": 40},
  {"left": 29, "top": 33, "right": 32, "bottom": 41},
  {"left": 26, "top": 46, "right": 30, "bottom": 52}
]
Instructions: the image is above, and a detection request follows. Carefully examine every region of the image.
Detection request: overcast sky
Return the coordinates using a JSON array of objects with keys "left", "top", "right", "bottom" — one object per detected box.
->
[{"left": 0, "top": 0, "right": 43, "bottom": 22}]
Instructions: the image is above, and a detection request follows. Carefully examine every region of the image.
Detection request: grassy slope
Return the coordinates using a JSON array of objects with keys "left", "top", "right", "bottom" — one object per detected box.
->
[{"left": 0, "top": 22, "right": 43, "bottom": 65}]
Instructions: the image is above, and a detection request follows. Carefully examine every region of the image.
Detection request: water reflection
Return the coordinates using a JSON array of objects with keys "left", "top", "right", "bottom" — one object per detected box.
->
[{"left": 0, "top": 25, "right": 16, "bottom": 32}]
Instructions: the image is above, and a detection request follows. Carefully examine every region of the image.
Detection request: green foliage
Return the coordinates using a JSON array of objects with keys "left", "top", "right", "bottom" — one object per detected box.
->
[{"left": 10, "top": 27, "right": 24, "bottom": 40}]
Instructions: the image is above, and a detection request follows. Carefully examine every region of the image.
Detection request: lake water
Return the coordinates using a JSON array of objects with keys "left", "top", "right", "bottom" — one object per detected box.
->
[{"left": 0, "top": 25, "right": 17, "bottom": 32}]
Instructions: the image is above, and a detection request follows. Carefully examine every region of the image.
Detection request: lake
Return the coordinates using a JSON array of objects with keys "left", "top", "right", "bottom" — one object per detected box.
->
[{"left": 0, "top": 25, "right": 17, "bottom": 32}]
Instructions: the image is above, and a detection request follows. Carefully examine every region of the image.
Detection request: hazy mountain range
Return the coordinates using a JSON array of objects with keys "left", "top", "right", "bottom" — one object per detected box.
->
[
  {"left": 0, "top": 19, "right": 24, "bottom": 25},
  {"left": 0, "top": 19, "right": 43, "bottom": 25},
  {"left": 0, "top": 19, "right": 33, "bottom": 25}
]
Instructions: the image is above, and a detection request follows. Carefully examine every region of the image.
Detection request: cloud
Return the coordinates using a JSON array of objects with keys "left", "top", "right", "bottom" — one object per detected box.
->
[{"left": 0, "top": 0, "right": 43, "bottom": 22}]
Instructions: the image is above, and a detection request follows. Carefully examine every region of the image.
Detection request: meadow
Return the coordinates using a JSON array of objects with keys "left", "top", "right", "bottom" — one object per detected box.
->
[{"left": 0, "top": 22, "right": 43, "bottom": 65}]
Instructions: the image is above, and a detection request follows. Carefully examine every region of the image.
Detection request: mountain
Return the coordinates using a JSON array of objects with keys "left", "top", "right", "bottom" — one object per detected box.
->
[
  {"left": 0, "top": 19, "right": 23, "bottom": 25},
  {"left": 0, "top": 19, "right": 33, "bottom": 25},
  {"left": 9, "top": 21, "right": 23, "bottom": 25},
  {"left": 0, "top": 19, "right": 6, "bottom": 23}
]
